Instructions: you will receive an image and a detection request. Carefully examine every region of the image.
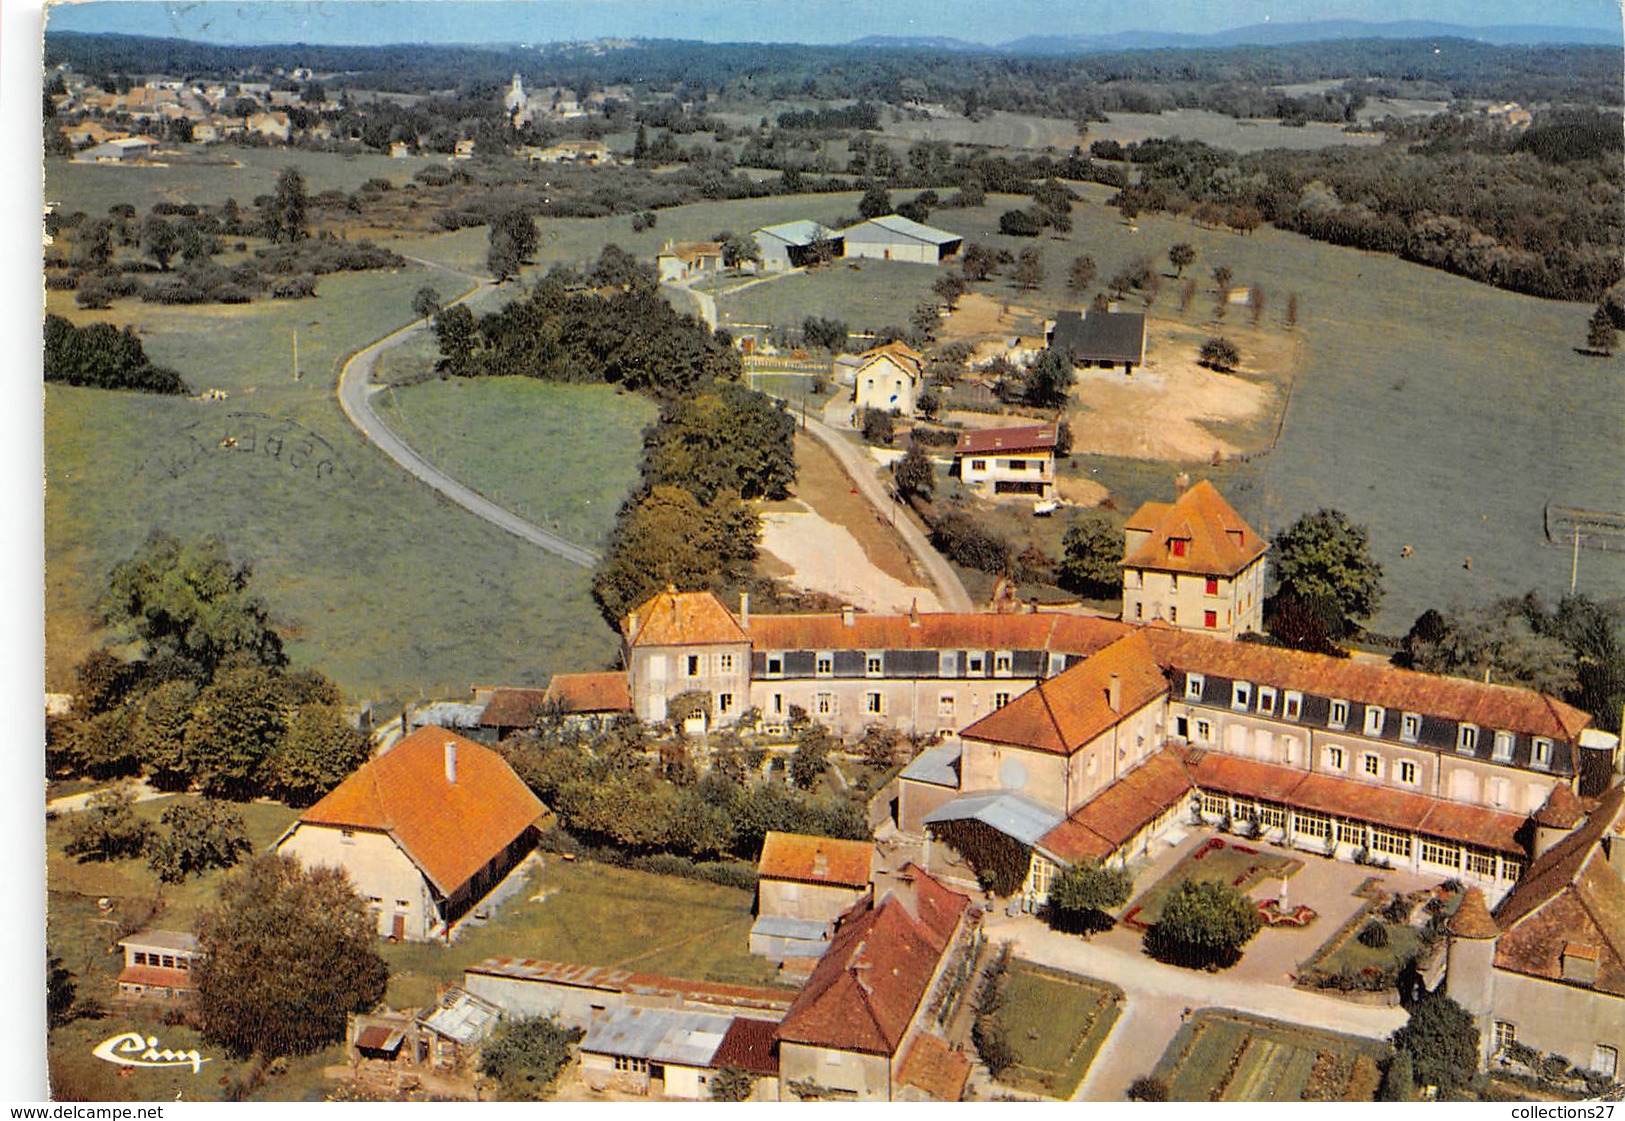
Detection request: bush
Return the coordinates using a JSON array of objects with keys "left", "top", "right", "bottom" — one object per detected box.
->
[
  {"left": 998, "top": 209, "right": 1042, "bottom": 237},
  {"left": 861, "top": 408, "right": 895, "bottom": 446},
  {"left": 1357, "top": 920, "right": 1391, "bottom": 949},
  {"left": 1126, "top": 1076, "right": 1169, "bottom": 1101},
  {"left": 270, "top": 274, "right": 318, "bottom": 299},
  {"left": 1199, "top": 336, "right": 1240, "bottom": 371},
  {"left": 63, "top": 787, "right": 152, "bottom": 863},
  {"left": 929, "top": 509, "right": 1012, "bottom": 574}
]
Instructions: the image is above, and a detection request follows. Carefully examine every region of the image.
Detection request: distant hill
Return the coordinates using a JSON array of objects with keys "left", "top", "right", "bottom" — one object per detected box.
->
[
  {"left": 846, "top": 35, "right": 987, "bottom": 52},
  {"left": 996, "top": 20, "right": 1623, "bottom": 54}
]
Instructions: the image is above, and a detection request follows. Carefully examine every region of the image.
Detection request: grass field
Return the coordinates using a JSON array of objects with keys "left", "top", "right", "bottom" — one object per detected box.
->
[
  {"left": 721, "top": 257, "right": 944, "bottom": 335},
  {"left": 1151, "top": 1008, "right": 1388, "bottom": 1101},
  {"left": 1122, "top": 838, "right": 1300, "bottom": 929},
  {"left": 43, "top": 253, "right": 620, "bottom": 705},
  {"left": 997, "top": 961, "right": 1123, "bottom": 1099},
  {"left": 372, "top": 378, "right": 655, "bottom": 550},
  {"left": 1083, "top": 110, "right": 1386, "bottom": 154},
  {"left": 379, "top": 859, "right": 785, "bottom": 1009},
  {"left": 46, "top": 148, "right": 456, "bottom": 217}
]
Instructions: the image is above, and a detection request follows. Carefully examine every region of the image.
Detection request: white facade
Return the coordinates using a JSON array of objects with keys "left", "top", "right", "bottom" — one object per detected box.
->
[
  {"left": 1122, "top": 557, "right": 1267, "bottom": 638},
  {"left": 277, "top": 823, "right": 439, "bottom": 940}
]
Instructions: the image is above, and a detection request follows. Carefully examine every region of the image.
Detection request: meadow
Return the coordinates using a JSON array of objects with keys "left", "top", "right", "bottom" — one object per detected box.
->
[
  {"left": 997, "top": 962, "right": 1123, "bottom": 1099},
  {"left": 1150, "top": 1008, "right": 1387, "bottom": 1101},
  {"left": 371, "top": 378, "right": 655, "bottom": 551}
]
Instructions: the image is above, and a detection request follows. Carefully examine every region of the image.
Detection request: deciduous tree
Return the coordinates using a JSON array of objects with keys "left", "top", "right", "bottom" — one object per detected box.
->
[
  {"left": 63, "top": 786, "right": 152, "bottom": 863},
  {"left": 1389, "top": 994, "right": 1479, "bottom": 1094},
  {"left": 1273, "top": 509, "right": 1385, "bottom": 636},
  {"left": 1013, "top": 247, "right": 1045, "bottom": 291},
  {"left": 894, "top": 442, "right": 935, "bottom": 503},
  {"left": 1586, "top": 304, "right": 1617, "bottom": 355},
  {"left": 1199, "top": 336, "right": 1240, "bottom": 371},
  {"left": 146, "top": 798, "right": 252, "bottom": 883},
  {"left": 1168, "top": 243, "right": 1196, "bottom": 277},
  {"left": 480, "top": 1017, "right": 585, "bottom": 1100},
  {"left": 1068, "top": 254, "right": 1097, "bottom": 294},
  {"left": 1057, "top": 515, "right": 1123, "bottom": 598},
  {"left": 1023, "top": 347, "right": 1073, "bottom": 408},
  {"left": 1146, "top": 878, "right": 1262, "bottom": 969},
  {"left": 268, "top": 166, "right": 308, "bottom": 244},
  {"left": 1045, "top": 860, "right": 1132, "bottom": 933},
  {"left": 411, "top": 285, "right": 441, "bottom": 323}
]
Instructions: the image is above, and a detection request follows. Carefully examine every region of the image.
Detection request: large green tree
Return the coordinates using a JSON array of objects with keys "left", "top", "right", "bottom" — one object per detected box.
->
[
  {"left": 479, "top": 1017, "right": 584, "bottom": 1100},
  {"left": 1389, "top": 994, "right": 1479, "bottom": 1094},
  {"left": 194, "top": 854, "right": 388, "bottom": 1057},
  {"left": 1046, "top": 860, "right": 1133, "bottom": 934},
  {"left": 1057, "top": 515, "right": 1123, "bottom": 598},
  {"left": 183, "top": 663, "right": 289, "bottom": 799},
  {"left": 268, "top": 166, "right": 308, "bottom": 243},
  {"left": 591, "top": 486, "right": 759, "bottom": 625},
  {"left": 1271, "top": 509, "right": 1385, "bottom": 636},
  {"left": 1146, "top": 878, "right": 1262, "bottom": 969},
  {"left": 1023, "top": 347, "right": 1074, "bottom": 408},
  {"left": 487, "top": 207, "right": 539, "bottom": 281},
  {"left": 272, "top": 704, "right": 371, "bottom": 807},
  {"left": 146, "top": 798, "right": 252, "bottom": 883},
  {"left": 642, "top": 384, "right": 797, "bottom": 504},
  {"left": 63, "top": 786, "right": 152, "bottom": 863},
  {"left": 104, "top": 532, "right": 286, "bottom": 681},
  {"left": 893, "top": 442, "right": 936, "bottom": 503}
]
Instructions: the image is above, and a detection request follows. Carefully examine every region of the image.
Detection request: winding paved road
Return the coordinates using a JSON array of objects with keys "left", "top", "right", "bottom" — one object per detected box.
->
[{"left": 335, "top": 264, "right": 600, "bottom": 569}]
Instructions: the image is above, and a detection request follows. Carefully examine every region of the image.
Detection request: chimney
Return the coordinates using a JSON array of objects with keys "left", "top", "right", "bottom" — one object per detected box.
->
[
  {"left": 909, "top": 598, "right": 920, "bottom": 627},
  {"left": 874, "top": 865, "right": 919, "bottom": 919},
  {"left": 1108, "top": 673, "right": 1122, "bottom": 714},
  {"left": 1174, "top": 472, "right": 1191, "bottom": 496},
  {"left": 444, "top": 739, "right": 457, "bottom": 785},
  {"left": 739, "top": 592, "right": 750, "bottom": 629},
  {"left": 627, "top": 610, "right": 640, "bottom": 643},
  {"left": 842, "top": 604, "right": 856, "bottom": 627}
]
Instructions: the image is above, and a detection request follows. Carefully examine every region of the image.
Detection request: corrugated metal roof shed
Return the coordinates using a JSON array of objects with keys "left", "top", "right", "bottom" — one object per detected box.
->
[
  {"left": 900, "top": 743, "right": 962, "bottom": 788},
  {"left": 923, "top": 791, "right": 1063, "bottom": 847},
  {"left": 579, "top": 1006, "right": 732, "bottom": 1067}
]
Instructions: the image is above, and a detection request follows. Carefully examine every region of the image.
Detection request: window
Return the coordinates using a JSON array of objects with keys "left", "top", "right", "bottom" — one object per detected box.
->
[
  {"left": 395, "top": 899, "right": 410, "bottom": 909},
  {"left": 161, "top": 956, "right": 175, "bottom": 969},
  {"left": 939, "top": 651, "right": 959, "bottom": 676},
  {"left": 1185, "top": 674, "right": 1205, "bottom": 701},
  {"left": 1458, "top": 724, "right": 1479, "bottom": 753},
  {"left": 1421, "top": 839, "right": 1460, "bottom": 868},
  {"left": 1369, "top": 826, "right": 1412, "bottom": 858},
  {"left": 1336, "top": 821, "right": 1366, "bottom": 847},
  {"left": 1283, "top": 691, "right": 1303, "bottom": 720},
  {"left": 1532, "top": 738, "right": 1552, "bottom": 768},
  {"left": 866, "top": 654, "right": 883, "bottom": 677},
  {"left": 1258, "top": 687, "right": 1276, "bottom": 715},
  {"left": 718, "top": 692, "right": 734, "bottom": 714},
  {"left": 1465, "top": 849, "right": 1497, "bottom": 878},
  {"left": 1134, "top": 603, "right": 1143, "bottom": 619},
  {"left": 133, "top": 952, "right": 148, "bottom": 965},
  {"left": 766, "top": 655, "right": 783, "bottom": 676},
  {"left": 1258, "top": 804, "right": 1287, "bottom": 829},
  {"left": 1364, "top": 706, "right": 1385, "bottom": 737},
  {"left": 718, "top": 653, "right": 734, "bottom": 672},
  {"left": 771, "top": 693, "right": 784, "bottom": 715},
  {"left": 1232, "top": 682, "right": 1252, "bottom": 710},
  {"left": 1008, "top": 459, "right": 1028, "bottom": 471},
  {"left": 1170, "top": 538, "right": 1187, "bottom": 557},
  {"left": 1362, "top": 754, "right": 1381, "bottom": 778},
  {"left": 1493, "top": 1022, "right": 1517, "bottom": 1052},
  {"left": 994, "top": 692, "right": 1011, "bottom": 709},
  {"left": 1502, "top": 859, "right": 1524, "bottom": 882},
  {"left": 816, "top": 653, "right": 833, "bottom": 677},
  {"left": 994, "top": 652, "right": 1012, "bottom": 675},
  {"left": 341, "top": 829, "right": 356, "bottom": 843},
  {"left": 1489, "top": 778, "right": 1510, "bottom": 807},
  {"left": 1401, "top": 712, "right": 1421, "bottom": 742},
  {"left": 865, "top": 692, "right": 883, "bottom": 715},
  {"left": 967, "top": 654, "right": 985, "bottom": 675},
  {"left": 1195, "top": 719, "right": 1213, "bottom": 743},
  {"left": 1205, "top": 577, "right": 1219, "bottom": 596},
  {"left": 1169, "top": 606, "right": 1178, "bottom": 623},
  {"left": 1201, "top": 792, "right": 1229, "bottom": 816},
  {"left": 614, "top": 1056, "right": 648, "bottom": 1073},
  {"left": 1326, "top": 746, "right": 1345, "bottom": 771},
  {"left": 1329, "top": 700, "right": 1349, "bottom": 729},
  {"left": 1295, "top": 811, "right": 1332, "bottom": 840},
  {"left": 1204, "top": 610, "right": 1218, "bottom": 629},
  {"left": 1591, "top": 1045, "right": 1618, "bottom": 1080},
  {"left": 1048, "top": 653, "right": 1067, "bottom": 677},
  {"left": 687, "top": 655, "right": 701, "bottom": 677},
  {"left": 1398, "top": 760, "right": 1417, "bottom": 784},
  {"left": 938, "top": 693, "right": 956, "bottom": 718},
  {"left": 970, "top": 458, "right": 986, "bottom": 471},
  {"left": 815, "top": 693, "right": 835, "bottom": 716}
]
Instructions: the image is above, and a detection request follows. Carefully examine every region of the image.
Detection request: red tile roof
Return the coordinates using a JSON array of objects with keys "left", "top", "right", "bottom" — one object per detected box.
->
[
  {"left": 1449, "top": 887, "right": 1500, "bottom": 939},
  {"left": 1492, "top": 783, "right": 1625, "bottom": 994},
  {"left": 897, "top": 1033, "right": 972, "bottom": 1101},
  {"left": 958, "top": 632, "right": 1168, "bottom": 755},
  {"left": 777, "top": 866, "right": 970, "bottom": 1057},
  {"left": 117, "top": 966, "right": 196, "bottom": 990},
  {"left": 954, "top": 424, "right": 1058, "bottom": 456},
  {"left": 745, "top": 609, "right": 1130, "bottom": 655},
  {"left": 758, "top": 832, "right": 874, "bottom": 889},
  {"left": 479, "top": 687, "right": 549, "bottom": 730},
  {"left": 1180, "top": 748, "right": 1527, "bottom": 854},
  {"left": 295, "top": 727, "right": 546, "bottom": 895},
  {"left": 542, "top": 672, "right": 631, "bottom": 715},
  {"left": 1143, "top": 628, "right": 1592, "bottom": 744},
  {"left": 464, "top": 957, "right": 795, "bottom": 1014},
  {"left": 1039, "top": 750, "right": 1193, "bottom": 863},
  {"left": 711, "top": 1018, "right": 780, "bottom": 1076},
  {"left": 1533, "top": 783, "right": 1586, "bottom": 828},
  {"left": 858, "top": 341, "right": 924, "bottom": 376},
  {"left": 1123, "top": 480, "right": 1268, "bottom": 577},
  {"left": 625, "top": 588, "right": 750, "bottom": 648}
]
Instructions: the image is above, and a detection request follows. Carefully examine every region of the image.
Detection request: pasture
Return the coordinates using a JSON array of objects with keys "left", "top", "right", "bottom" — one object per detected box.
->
[
  {"left": 1083, "top": 109, "right": 1385, "bottom": 154},
  {"left": 372, "top": 378, "right": 655, "bottom": 551},
  {"left": 997, "top": 962, "right": 1123, "bottom": 1099},
  {"left": 1150, "top": 1008, "right": 1387, "bottom": 1101},
  {"left": 379, "top": 859, "right": 784, "bottom": 1009}
]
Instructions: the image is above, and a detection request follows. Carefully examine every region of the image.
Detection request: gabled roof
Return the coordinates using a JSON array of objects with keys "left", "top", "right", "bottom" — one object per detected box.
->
[
  {"left": 856, "top": 340, "right": 924, "bottom": 377},
  {"left": 923, "top": 791, "right": 1064, "bottom": 847},
  {"left": 542, "top": 672, "right": 631, "bottom": 715},
  {"left": 1038, "top": 750, "right": 1193, "bottom": 864},
  {"left": 293, "top": 727, "right": 545, "bottom": 896},
  {"left": 758, "top": 832, "right": 874, "bottom": 889},
  {"left": 843, "top": 214, "right": 962, "bottom": 246},
  {"left": 754, "top": 220, "right": 835, "bottom": 246},
  {"left": 658, "top": 241, "right": 723, "bottom": 263},
  {"left": 1494, "top": 782, "right": 1624, "bottom": 932},
  {"left": 959, "top": 631, "right": 1168, "bottom": 755},
  {"left": 897, "top": 1032, "right": 972, "bottom": 1101},
  {"left": 1144, "top": 628, "right": 1594, "bottom": 746},
  {"left": 776, "top": 866, "right": 970, "bottom": 1056},
  {"left": 900, "top": 742, "right": 962, "bottom": 788},
  {"left": 954, "top": 424, "right": 1058, "bottom": 457},
  {"left": 624, "top": 588, "right": 751, "bottom": 648},
  {"left": 1049, "top": 309, "right": 1147, "bottom": 364},
  {"left": 479, "top": 687, "right": 549, "bottom": 730},
  {"left": 1122, "top": 480, "right": 1268, "bottom": 577},
  {"left": 711, "top": 1017, "right": 780, "bottom": 1076},
  {"left": 580, "top": 1005, "right": 733, "bottom": 1067}
]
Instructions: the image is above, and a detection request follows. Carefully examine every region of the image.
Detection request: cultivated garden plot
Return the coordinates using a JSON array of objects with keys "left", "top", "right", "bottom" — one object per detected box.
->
[
  {"left": 1151, "top": 1008, "right": 1388, "bottom": 1102},
  {"left": 995, "top": 962, "right": 1124, "bottom": 1100}
]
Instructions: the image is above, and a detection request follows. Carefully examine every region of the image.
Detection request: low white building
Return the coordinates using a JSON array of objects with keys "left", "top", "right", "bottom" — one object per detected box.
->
[
  {"left": 952, "top": 423, "right": 1058, "bottom": 500},
  {"left": 851, "top": 341, "right": 924, "bottom": 416},
  {"left": 841, "top": 215, "right": 962, "bottom": 265}
]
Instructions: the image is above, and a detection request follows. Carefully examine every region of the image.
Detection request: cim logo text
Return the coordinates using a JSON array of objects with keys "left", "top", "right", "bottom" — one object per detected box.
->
[{"left": 91, "top": 1032, "right": 212, "bottom": 1074}]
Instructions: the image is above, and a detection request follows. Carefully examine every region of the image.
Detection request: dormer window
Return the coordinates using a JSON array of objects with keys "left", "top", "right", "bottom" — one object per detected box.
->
[
  {"left": 1532, "top": 738, "right": 1552, "bottom": 769},
  {"left": 1232, "top": 682, "right": 1252, "bottom": 711},
  {"left": 816, "top": 653, "right": 833, "bottom": 677},
  {"left": 1185, "top": 674, "right": 1205, "bottom": 701},
  {"left": 865, "top": 653, "right": 883, "bottom": 677},
  {"left": 1401, "top": 713, "right": 1421, "bottom": 743},
  {"left": 939, "top": 651, "right": 958, "bottom": 677},
  {"left": 1329, "top": 700, "right": 1349, "bottom": 730},
  {"left": 1493, "top": 731, "right": 1515, "bottom": 761},
  {"left": 1227, "top": 529, "right": 1245, "bottom": 548},
  {"left": 1258, "top": 687, "right": 1276, "bottom": 716},
  {"left": 1170, "top": 538, "right": 1188, "bottom": 558},
  {"left": 1458, "top": 724, "right": 1479, "bottom": 754},
  {"left": 765, "top": 655, "right": 783, "bottom": 676},
  {"left": 1364, "top": 706, "right": 1385, "bottom": 737},
  {"left": 1283, "top": 691, "right": 1303, "bottom": 720}
]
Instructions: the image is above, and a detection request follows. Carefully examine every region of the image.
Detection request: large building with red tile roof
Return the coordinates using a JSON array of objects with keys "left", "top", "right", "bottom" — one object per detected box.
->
[
  {"left": 1445, "top": 783, "right": 1625, "bottom": 1077},
  {"left": 623, "top": 586, "right": 753, "bottom": 727},
  {"left": 775, "top": 865, "right": 976, "bottom": 1100},
  {"left": 275, "top": 727, "right": 546, "bottom": 941},
  {"left": 1122, "top": 479, "right": 1269, "bottom": 638}
]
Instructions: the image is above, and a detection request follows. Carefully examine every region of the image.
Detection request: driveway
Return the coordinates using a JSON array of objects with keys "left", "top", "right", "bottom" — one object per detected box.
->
[{"left": 334, "top": 265, "right": 599, "bottom": 569}]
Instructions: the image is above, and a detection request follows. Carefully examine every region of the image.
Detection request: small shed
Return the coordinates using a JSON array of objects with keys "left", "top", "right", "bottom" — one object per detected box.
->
[
  {"left": 752, "top": 221, "right": 842, "bottom": 273},
  {"left": 577, "top": 1005, "right": 733, "bottom": 1098}
]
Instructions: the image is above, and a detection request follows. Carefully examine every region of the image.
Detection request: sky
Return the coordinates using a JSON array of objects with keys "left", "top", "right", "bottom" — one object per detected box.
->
[{"left": 40, "top": 0, "right": 1625, "bottom": 46}]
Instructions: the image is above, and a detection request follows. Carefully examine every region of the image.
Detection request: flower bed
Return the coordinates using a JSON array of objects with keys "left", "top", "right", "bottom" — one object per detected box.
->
[{"left": 1125, "top": 838, "right": 1302, "bottom": 931}]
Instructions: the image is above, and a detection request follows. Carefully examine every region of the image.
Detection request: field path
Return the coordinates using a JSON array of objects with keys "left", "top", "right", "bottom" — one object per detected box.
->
[{"left": 335, "top": 262, "right": 600, "bottom": 569}]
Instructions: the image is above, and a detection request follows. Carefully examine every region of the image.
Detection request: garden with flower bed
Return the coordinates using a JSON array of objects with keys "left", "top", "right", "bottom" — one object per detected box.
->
[
  {"left": 1121, "top": 837, "right": 1304, "bottom": 931},
  {"left": 1150, "top": 1009, "right": 1389, "bottom": 1101},
  {"left": 994, "top": 962, "right": 1124, "bottom": 1100},
  {"left": 1295, "top": 878, "right": 1461, "bottom": 994}
]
